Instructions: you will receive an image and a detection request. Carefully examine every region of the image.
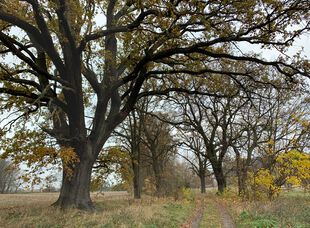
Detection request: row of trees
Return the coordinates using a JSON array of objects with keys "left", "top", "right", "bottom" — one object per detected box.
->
[
  {"left": 172, "top": 81, "right": 309, "bottom": 198},
  {"left": 100, "top": 77, "right": 308, "bottom": 200},
  {"left": 0, "top": 0, "right": 309, "bottom": 209}
]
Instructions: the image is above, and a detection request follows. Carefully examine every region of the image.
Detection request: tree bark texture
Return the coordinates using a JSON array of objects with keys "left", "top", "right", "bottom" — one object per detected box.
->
[
  {"left": 212, "top": 164, "right": 227, "bottom": 194},
  {"left": 200, "top": 174, "right": 206, "bottom": 193},
  {"left": 132, "top": 160, "right": 141, "bottom": 199},
  {"left": 53, "top": 159, "right": 94, "bottom": 210}
]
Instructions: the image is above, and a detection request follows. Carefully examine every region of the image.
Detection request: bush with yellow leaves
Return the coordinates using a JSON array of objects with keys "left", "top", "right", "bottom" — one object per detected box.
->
[
  {"left": 248, "top": 150, "right": 310, "bottom": 200},
  {"left": 248, "top": 169, "right": 281, "bottom": 200}
]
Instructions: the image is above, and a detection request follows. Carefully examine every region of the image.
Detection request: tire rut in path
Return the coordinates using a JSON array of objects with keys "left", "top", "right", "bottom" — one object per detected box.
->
[
  {"left": 215, "top": 200, "right": 235, "bottom": 228},
  {"left": 181, "top": 197, "right": 204, "bottom": 228},
  {"left": 182, "top": 196, "right": 235, "bottom": 228},
  {"left": 190, "top": 205, "right": 204, "bottom": 228}
]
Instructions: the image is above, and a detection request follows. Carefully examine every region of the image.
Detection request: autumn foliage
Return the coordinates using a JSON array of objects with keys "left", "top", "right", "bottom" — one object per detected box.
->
[{"left": 248, "top": 150, "right": 310, "bottom": 200}]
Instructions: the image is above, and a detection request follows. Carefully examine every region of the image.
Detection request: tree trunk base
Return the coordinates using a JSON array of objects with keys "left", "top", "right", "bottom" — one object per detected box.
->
[
  {"left": 53, "top": 156, "right": 95, "bottom": 211},
  {"left": 51, "top": 196, "right": 95, "bottom": 211}
]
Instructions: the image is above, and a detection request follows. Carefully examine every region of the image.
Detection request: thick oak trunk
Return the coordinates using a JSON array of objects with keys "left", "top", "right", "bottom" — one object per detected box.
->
[
  {"left": 213, "top": 165, "right": 226, "bottom": 194},
  {"left": 149, "top": 147, "right": 164, "bottom": 197},
  {"left": 154, "top": 174, "right": 163, "bottom": 197},
  {"left": 152, "top": 159, "right": 164, "bottom": 197},
  {"left": 200, "top": 174, "right": 206, "bottom": 194},
  {"left": 209, "top": 156, "right": 226, "bottom": 194},
  {"left": 132, "top": 160, "right": 141, "bottom": 199},
  {"left": 235, "top": 151, "right": 250, "bottom": 198},
  {"left": 236, "top": 153, "right": 245, "bottom": 196},
  {"left": 53, "top": 155, "right": 95, "bottom": 210}
]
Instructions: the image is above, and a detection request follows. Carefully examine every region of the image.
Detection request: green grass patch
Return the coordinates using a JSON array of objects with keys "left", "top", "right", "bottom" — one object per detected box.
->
[
  {"left": 237, "top": 192, "right": 310, "bottom": 228},
  {"left": 238, "top": 211, "right": 278, "bottom": 228},
  {"left": 199, "top": 200, "right": 222, "bottom": 228},
  {"left": 0, "top": 194, "right": 195, "bottom": 228},
  {"left": 143, "top": 201, "right": 195, "bottom": 228}
]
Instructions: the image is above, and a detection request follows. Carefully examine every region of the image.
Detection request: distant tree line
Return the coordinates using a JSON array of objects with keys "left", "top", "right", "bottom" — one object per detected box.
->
[{"left": 0, "top": 159, "right": 19, "bottom": 193}]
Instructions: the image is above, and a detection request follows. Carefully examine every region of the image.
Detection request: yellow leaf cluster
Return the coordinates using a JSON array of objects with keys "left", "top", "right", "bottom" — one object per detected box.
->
[
  {"left": 248, "top": 150, "right": 310, "bottom": 200},
  {"left": 248, "top": 169, "right": 281, "bottom": 200},
  {"left": 59, "top": 147, "right": 80, "bottom": 178},
  {"left": 276, "top": 150, "right": 310, "bottom": 186}
]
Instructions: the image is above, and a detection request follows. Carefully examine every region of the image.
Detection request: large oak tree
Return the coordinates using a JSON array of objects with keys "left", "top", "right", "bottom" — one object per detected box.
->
[{"left": 0, "top": 0, "right": 309, "bottom": 209}]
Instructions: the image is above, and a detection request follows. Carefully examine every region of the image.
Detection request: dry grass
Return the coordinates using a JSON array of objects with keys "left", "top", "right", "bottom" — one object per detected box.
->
[
  {"left": 220, "top": 189, "right": 310, "bottom": 228},
  {"left": 0, "top": 192, "right": 194, "bottom": 228},
  {"left": 0, "top": 192, "right": 58, "bottom": 208}
]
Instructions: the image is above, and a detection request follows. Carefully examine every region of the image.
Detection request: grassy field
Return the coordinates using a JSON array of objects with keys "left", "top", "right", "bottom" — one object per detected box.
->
[
  {"left": 220, "top": 189, "right": 310, "bottom": 228},
  {"left": 0, "top": 190, "right": 309, "bottom": 227},
  {"left": 0, "top": 192, "right": 195, "bottom": 228}
]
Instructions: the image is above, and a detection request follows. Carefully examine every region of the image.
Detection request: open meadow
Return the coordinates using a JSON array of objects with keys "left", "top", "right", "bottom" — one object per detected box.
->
[
  {"left": 0, "top": 1, "right": 310, "bottom": 227},
  {"left": 230, "top": 190, "right": 310, "bottom": 228},
  {"left": 0, "top": 191, "right": 196, "bottom": 227},
  {"left": 0, "top": 189, "right": 309, "bottom": 227}
]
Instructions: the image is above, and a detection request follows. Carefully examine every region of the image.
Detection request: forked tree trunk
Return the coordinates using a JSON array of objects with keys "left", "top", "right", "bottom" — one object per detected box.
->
[
  {"left": 209, "top": 156, "right": 227, "bottom": 194},
  {"left": 52, "top": 151, "right": 95, "bottom": 210},
  {"left": 213, "top": 165, "right": 226, "bottom": 194}
]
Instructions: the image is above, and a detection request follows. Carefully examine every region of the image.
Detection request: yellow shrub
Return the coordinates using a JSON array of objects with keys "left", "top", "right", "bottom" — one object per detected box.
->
[
  {"left": 276, "top": 150, "right": 310, "bottom": 188},
  {"left": 248, "top": 169, "right": 281, "bottom": 200},
  {"left": 248, "top": 150, "right": 310, "bottom": 200},
  {"left": 180, "top": 187, "right": 194, "bottom": 203}
]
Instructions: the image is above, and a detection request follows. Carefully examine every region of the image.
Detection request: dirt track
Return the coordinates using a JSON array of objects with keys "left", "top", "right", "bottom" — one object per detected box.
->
[
  {"left": 187, "top": 195, "right": 235, "bottom": 228},
  {"left": 215, "top": 200, "right": 235, "bottom": 228},
  {"left": 191, "top": 198, "right": 204, "bottom": 228}
]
